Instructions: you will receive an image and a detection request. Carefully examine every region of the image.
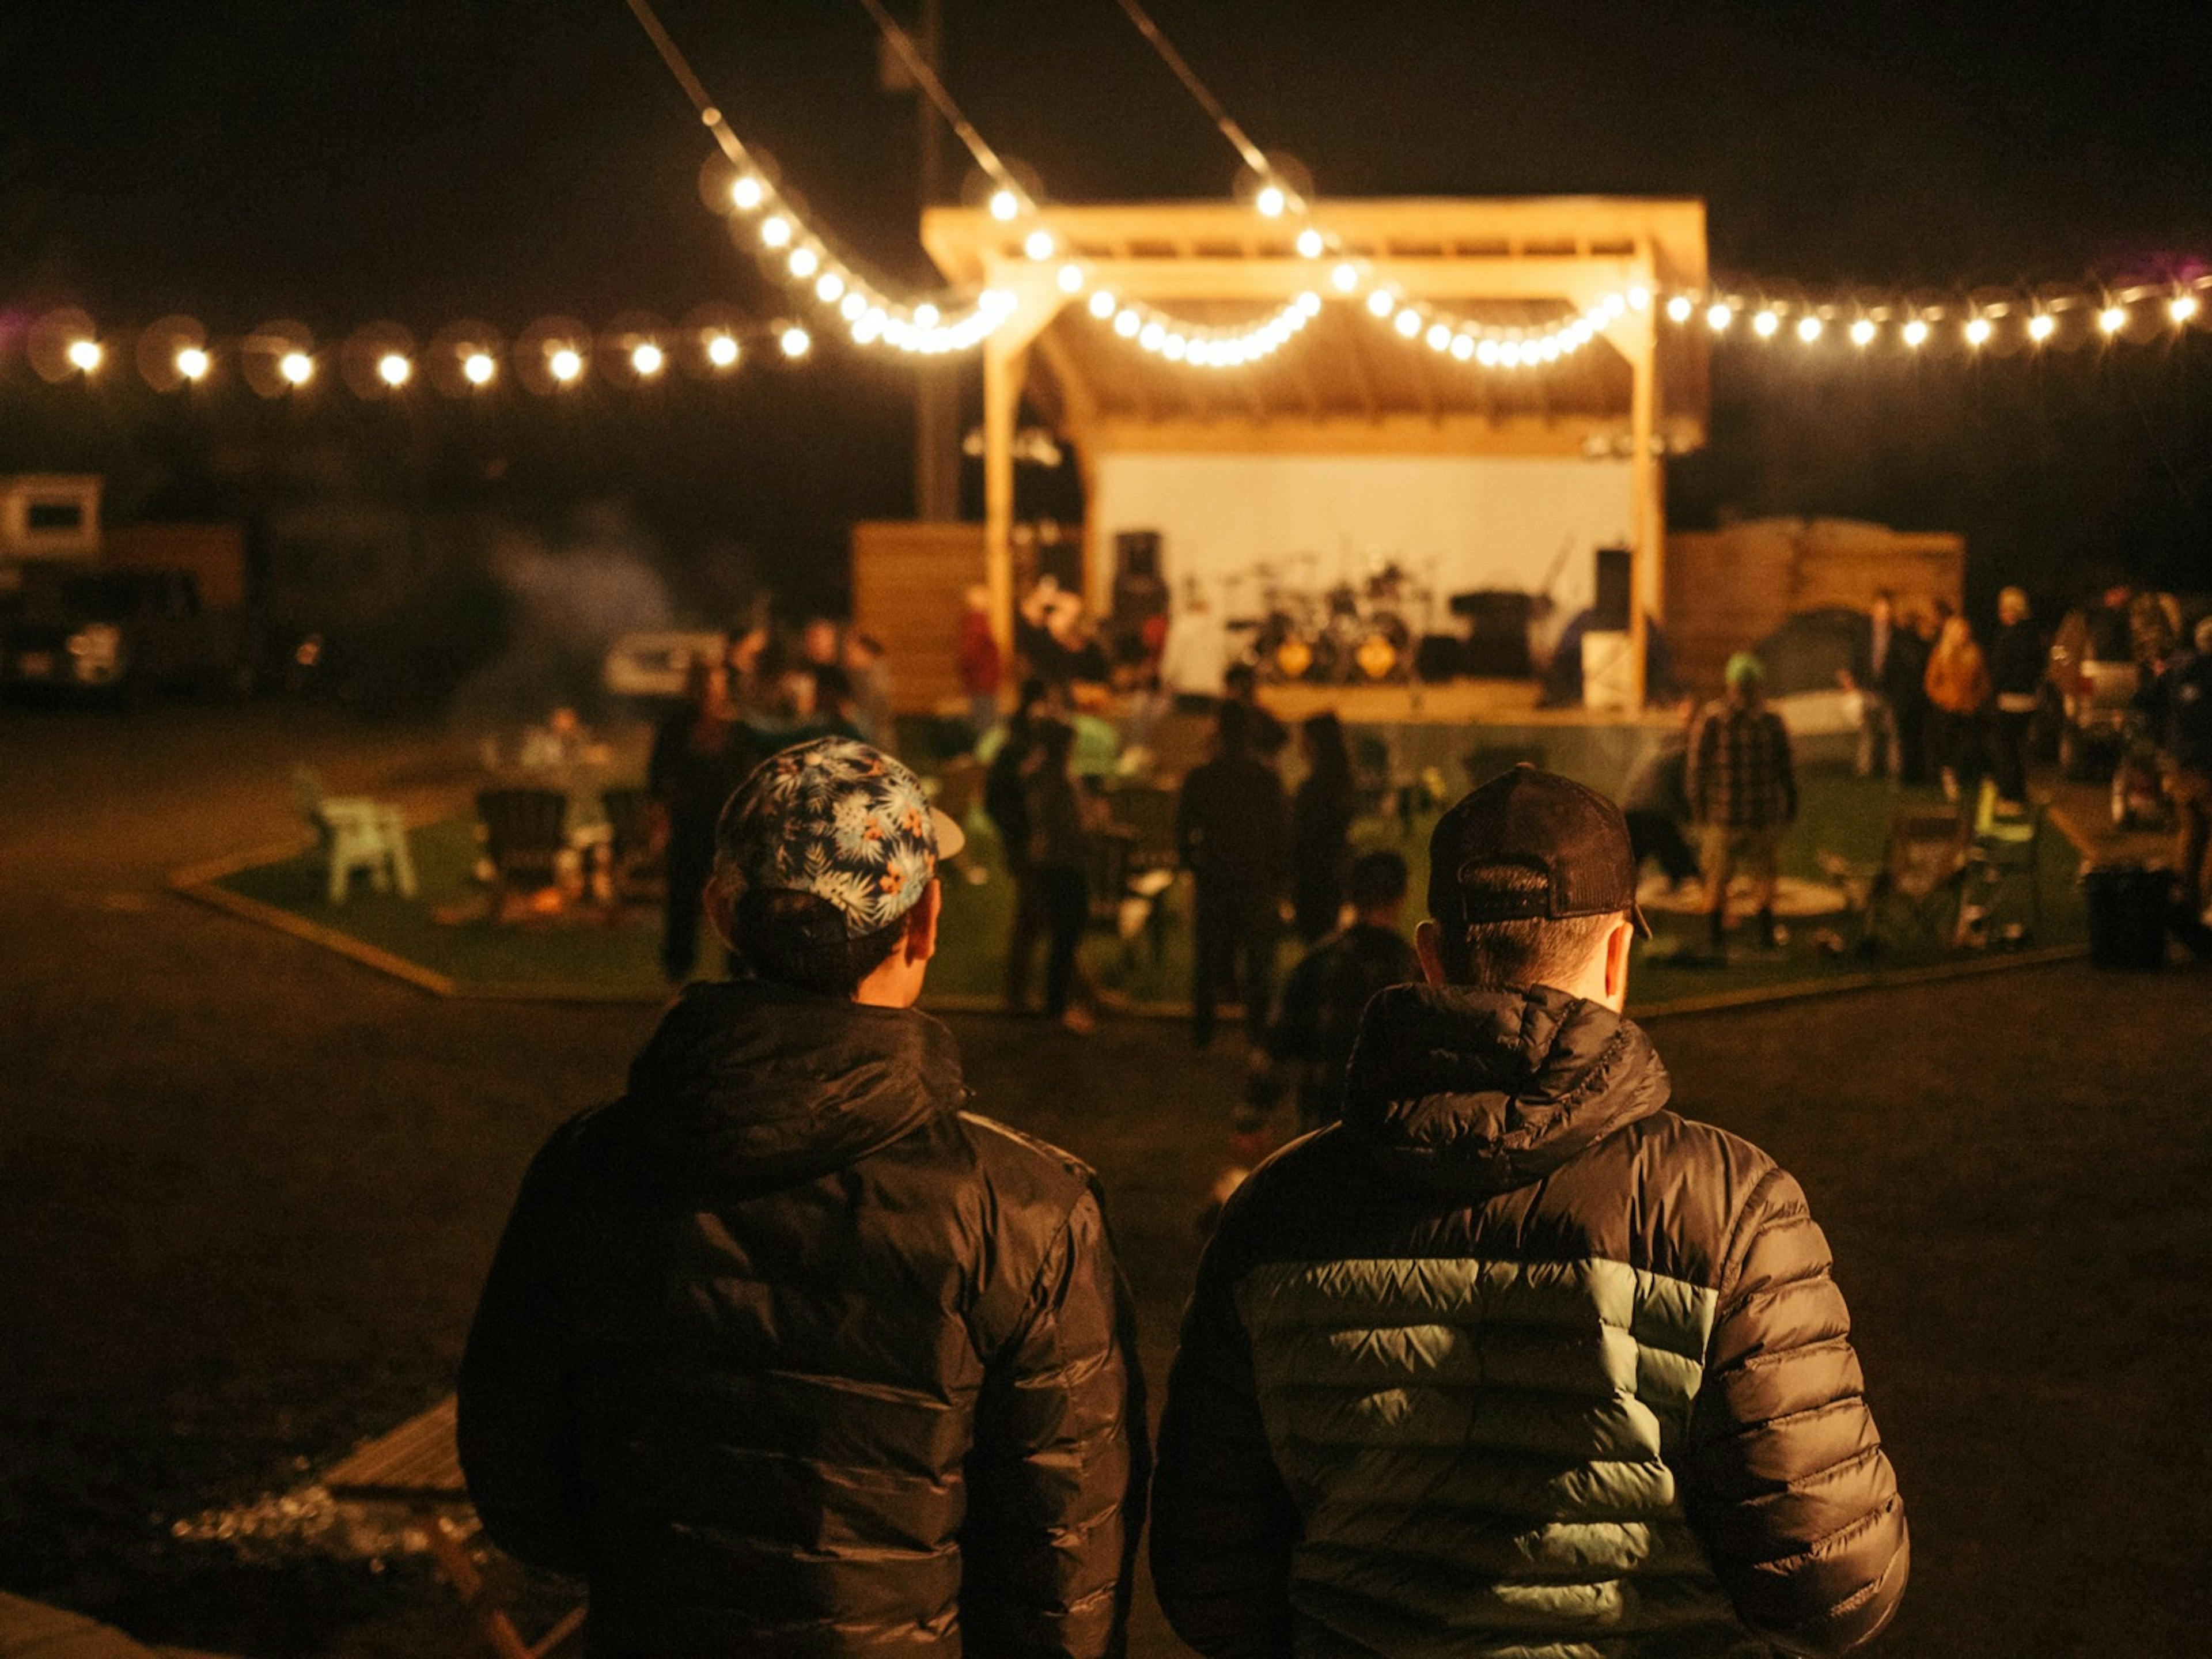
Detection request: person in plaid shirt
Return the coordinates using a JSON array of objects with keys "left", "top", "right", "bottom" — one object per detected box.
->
[{"left": 1687, "top": 652, "right": 1798, "bottom": 952}]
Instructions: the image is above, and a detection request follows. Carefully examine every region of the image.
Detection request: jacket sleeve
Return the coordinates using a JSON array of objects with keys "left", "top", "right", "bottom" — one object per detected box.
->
[
  {"left": 1150, "top": 1232, "right": 1300, "bottom": 1658},
  {"left": 960, "top": 1184, "right": 1148, "bottom": 1659},
  {"left": 1680, "top": 1166, "right": 1908, "bottom": 1657},
  {"left": 454, "top": 1128, "right": 589, "bottom": 1577}
]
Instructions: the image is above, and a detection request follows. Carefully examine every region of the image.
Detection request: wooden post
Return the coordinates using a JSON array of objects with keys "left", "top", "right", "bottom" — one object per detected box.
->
[
  {"left": 1627, "top": 279, "right": 1658, "bottom": 709},
  {"left": 982, "top": 339, "right": 1022, "bottom": 658}
]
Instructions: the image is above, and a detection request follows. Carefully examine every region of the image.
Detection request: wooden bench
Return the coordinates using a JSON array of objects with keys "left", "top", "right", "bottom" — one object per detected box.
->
[{"left": 324, "top": 1396, "right": 582, "bottom": 1659}]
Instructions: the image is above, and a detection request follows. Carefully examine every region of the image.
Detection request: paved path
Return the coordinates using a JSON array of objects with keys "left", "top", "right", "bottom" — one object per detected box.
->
[{"left": 2, "top": 704, "right": 2207, "bottom": 1657}]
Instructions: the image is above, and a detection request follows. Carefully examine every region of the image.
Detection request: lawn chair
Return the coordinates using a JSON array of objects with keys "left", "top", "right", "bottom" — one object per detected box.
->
[
  {"left": 293, "top": 766, "right": 417, "bottom": 905},
  {"left": 324, "top": 1395, "right": 582, "bottom": 1659},
  {"left": 1961, "top": 800, "right": 2044, "bottom": 948},
  {"left": 1825, "top": 808, "right": 1973, "bottom": 955},
  {"left": 597, "top": 786, "right": 662, "bottom": 906},
  {"left": 1100, "top": 783, "right": 1181, "bottom": 964},
  {"left": 477, "top": 789, "right": 569, "bottom": 918}
]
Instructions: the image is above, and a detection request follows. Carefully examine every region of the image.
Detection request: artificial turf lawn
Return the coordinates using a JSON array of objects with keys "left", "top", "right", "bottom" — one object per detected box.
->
[{"left": 214, "top": 767, "right": 2087, "bottom": 1010}]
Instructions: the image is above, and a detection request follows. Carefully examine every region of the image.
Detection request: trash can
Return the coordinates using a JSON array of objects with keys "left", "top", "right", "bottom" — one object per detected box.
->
[{"left": 2080, "top": 862, "right": 2172, "bottom": 969}]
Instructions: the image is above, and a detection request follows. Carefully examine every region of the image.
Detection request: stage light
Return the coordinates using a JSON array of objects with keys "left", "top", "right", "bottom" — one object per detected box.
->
[
  {"left": 1849, "top": 318, "right": 1876, "bottom": 347},
  {"left": 760, "top": 215, "right": 791, "bottom": 248},
  {"left": 788, "top": 247, "right": 819, "bottom": 278},
  {"left": 1056, "top": 263, "right": 1084, "bottom": 294},
  {"left": 1902, "top": 318, "right": 1929, "bottom": 348},
  {"left": 779, "top": 325, "right": 810, "bottom": 358},
  {"left": 816, "top": 272, "right": 844, "bottom": 303},
  {"left": 1331, "top": 262, "right": 1359, "bottom": 293},
  {"left": 2027, "top": 313, "right": 2055, "bottom": 342},
  {"left": 1296, "top": 228, "right": 1324, "bottom": 258},
  {"left": 1255, "top": 184, "right": 1286, "bottom": 218},
  {"left": 548, "top": 347, "right": 583, "bottom": 382},
  {"left": 630, "top": 342, "right": 664, "bottom": 376},
  {"left": 66, "top": 338, "right": 101, "bottom": 372},
  {"left": 2098, "top": 305, "right": 2127, "bottom": 334},
  {"left": 1796, "top": 315, "right": 1823, "bottom": 342},
  {"left": 1665, "top": 295, "right": 1692, "bottom": 323},
  {"left": 279, "top": 350, "right": 315, "bottom": 385},
  {"left": 1706, "top": 302, "right": 1733, "bottom": 332},
  {"left": 377, "top": 352, "right": 412, "bottom": 387},
  {"left": 706, "top": 335, "right": 739, "bottom": 368},
  {"left": 988, "top": 188, "right": 1018, "bottom": 221},
  {"left": 463, "top": 351, "right": 496, "bottom": 385},
  {"left": 1752, "top": 310, "right": 1780, "bottom": 338},
  {"left": 1964, "top": 317, "right": 1992, "bottom": 347},
  {"left": 2171, "top": 294, "right": 2200, "bottom": 324},
  {"left": 176, "top": 346, "right": 210, "bottom": 380},
  {"left": 730, "top": 176, "right": 764, "bottom": 211}
]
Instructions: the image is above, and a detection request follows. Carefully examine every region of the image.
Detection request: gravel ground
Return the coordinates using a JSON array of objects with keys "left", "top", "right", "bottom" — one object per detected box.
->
[{"left": 2, "top": 702, "right": 2206, "bottom": 1657}]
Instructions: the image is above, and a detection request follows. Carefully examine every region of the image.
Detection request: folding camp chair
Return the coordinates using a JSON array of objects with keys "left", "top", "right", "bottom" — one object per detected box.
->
[
  {"left": 1100, "top": 783, "right": 1181, "bottom": 964},
  {"left": 476, "top": 789, "right": 569, "bottom": 919},
  {"left": 1827, "top": 808, "right": 1973, "bottom": 954},
  {"left": 1961, "top": 802, "right": 2044, "bottom": 948},
  {"left": 324, "top": 1396, "right": 582, "bottom": 1659}
]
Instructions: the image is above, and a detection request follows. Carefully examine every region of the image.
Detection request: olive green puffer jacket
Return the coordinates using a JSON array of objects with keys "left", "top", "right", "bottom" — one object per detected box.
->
[
  {"left": 458, "top": 979, "right": 1147, "bottom": 1658},
  {"left": 1151, "top": 983, "right": 1906, "bottom": 1659}
]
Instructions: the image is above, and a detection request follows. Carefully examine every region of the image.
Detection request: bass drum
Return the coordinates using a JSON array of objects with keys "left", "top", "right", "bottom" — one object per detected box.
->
[
  {"left": 1344, "top": 611, "right": 1413, "bottom": 683},
  {"left": 1251, "top": 612, "right": 1336, "bottom": 683}
]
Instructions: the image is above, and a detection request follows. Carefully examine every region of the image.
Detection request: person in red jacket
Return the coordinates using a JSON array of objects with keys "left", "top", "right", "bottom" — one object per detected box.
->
[{"left": 956, "top": 582, "right": 1004, "bottom": 741}]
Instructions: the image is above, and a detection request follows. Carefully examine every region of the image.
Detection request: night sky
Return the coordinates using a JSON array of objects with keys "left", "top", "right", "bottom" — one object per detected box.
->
[{"left": 3, "top": 0, "right": 2209, "bottom": 619}]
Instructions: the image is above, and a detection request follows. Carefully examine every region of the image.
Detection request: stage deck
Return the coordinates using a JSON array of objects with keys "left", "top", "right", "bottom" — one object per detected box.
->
[{"left": 1256, "top": 678, "right": 1675, "bottom": 729}]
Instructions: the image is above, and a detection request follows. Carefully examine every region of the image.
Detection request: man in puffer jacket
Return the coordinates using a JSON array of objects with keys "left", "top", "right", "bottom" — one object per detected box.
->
[
  {"left": 459, "top": 737, "right": 1146, "bottom": 1657},
  {"left": 1152, "top": 764, "right": 1906, "bottom": 1659}
]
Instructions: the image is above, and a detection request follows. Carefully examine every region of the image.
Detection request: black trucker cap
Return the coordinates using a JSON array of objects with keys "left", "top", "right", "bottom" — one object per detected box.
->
[{"left": 1429, "top": 763, "right": 1651, "bottom": 939}]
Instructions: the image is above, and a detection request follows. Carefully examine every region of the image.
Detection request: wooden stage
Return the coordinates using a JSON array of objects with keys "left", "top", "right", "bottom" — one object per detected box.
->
[{"left": 1255, "top": 677, "right": 1675, "bottom": 730}]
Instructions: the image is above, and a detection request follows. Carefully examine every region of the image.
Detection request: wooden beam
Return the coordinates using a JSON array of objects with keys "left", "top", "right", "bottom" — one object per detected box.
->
[{"left": 1085, "top": 411, "right": 1630, "bottom": 457}]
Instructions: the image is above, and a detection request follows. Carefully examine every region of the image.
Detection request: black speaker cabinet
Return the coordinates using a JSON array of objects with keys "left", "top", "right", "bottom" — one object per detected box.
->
[
  {"left": 1448, "top": 589, "right": 1535, "bottom": 678},
  {"left": 1592, "top": 545, "right": 1633, "bottom": 631}
]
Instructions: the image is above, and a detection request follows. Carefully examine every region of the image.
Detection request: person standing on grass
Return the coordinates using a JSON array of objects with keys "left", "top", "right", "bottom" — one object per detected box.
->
[
  {"left": 459, "top": 736, "right": 1147, "bottom": 1658},
  {"left": 956, "top": 582, "right": 1003, "bottom": 741},
  {"left": 1687, "top": 652, "right": 1798, "bottom": 953},
  {"left": 1988, "top": 588, "right": 2041, "bottom": 813},
  {"left": 1289, "top": 711, "right": 1358, "bottom": 944},
  {"left": 1150, "top": 764, "right": 1908, "bottom": 1659},
  {"left": 986, "top": 680, "right": 1048, "bottom": 1013},
  {"left": 1925, "top": 612, "right": 1991, "bottom": 803},
  {"left": 646, "top": 654, "right": 759, "bottom": 984},
  {"left": 1026, "top": 717, "right": 1100, "bottom": 1035},
  {"left": 1179, "top": 698, "right": 1289, "bottom": 1048},
  {"left": 2137, "top": 615, "right": 2212, "bottom": 927}
]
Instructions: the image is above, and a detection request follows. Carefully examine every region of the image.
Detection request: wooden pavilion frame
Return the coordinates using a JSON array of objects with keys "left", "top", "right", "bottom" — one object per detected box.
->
[{"left": 922, "top": 196, "right": 1710, "bottom": 703}]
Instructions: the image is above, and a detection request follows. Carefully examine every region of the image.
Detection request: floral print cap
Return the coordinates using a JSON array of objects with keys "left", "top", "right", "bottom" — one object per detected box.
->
[{"left": 715, "top": 737, "right": 966, "bottom": 937}]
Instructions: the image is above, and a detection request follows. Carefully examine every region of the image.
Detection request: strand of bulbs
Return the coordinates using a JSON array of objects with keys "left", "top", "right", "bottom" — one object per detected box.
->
[{"left": 1656, "top": 277, "right": 2210, "bottom": 350}]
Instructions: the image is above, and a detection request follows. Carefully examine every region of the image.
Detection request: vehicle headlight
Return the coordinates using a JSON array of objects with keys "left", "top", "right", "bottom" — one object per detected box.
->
[{"left": 67, "top": 622, "right": 120, "bottom": 661}]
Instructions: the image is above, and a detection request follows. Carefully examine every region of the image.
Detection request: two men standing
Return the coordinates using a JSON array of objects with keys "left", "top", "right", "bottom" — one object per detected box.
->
[{"left": 461, "top": 741, "right": 1902, "bottom": 1657}]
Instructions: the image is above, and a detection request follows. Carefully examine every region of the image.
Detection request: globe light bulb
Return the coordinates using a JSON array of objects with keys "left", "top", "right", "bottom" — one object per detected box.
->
[
  {"left": 2027, "top": 313, "right": 2055, "bottom": 342},
  {"left": 988, "top": 188, "right": 1018, "bottom": 222},
  {"left": 548, "top": 347, "right": 583, "bottom": 382},
  {"left": 706, "top": 335, "right": 739, "bottom": 368},
  {"left": 779, "top": 325, "right": 810, "bottom": 358},
  {"left": 1849, "top": 319, "right": 1876, "bottom": 347},
  {"left": 816, "top": 272, "right": 844, "bottom": 304},
  {"left": 1796, "top": 315, "right": 1823, "bottom": 343},
  {"left": 1296, "top": 228, "right": 1324, "bottom": 259},
  {"left": 1088, "top": 289, "right": 1116, "bottom": 319},
  {"left": 630, "top": 342, "right": 664, "bottom": 376},
  {"left": 1393, "top": 308, "right": 1421, "bottom": 338},
  {"left": 279, "top": 350, "right": 315, "bottom": 385},
  {"left": 2171, "top": 294, "right": 2200, "bottom": 325},
  {"left": 1628, "top": 285, "right": 1652, "bottom": 310},
  {"left": 1366, "top": 289, "right": 1395, "bottom": 317},
  {"left": 1706, "top": 303, "right": 1732, "bottom": 332},
  {"left": 1023, "top": 229, "right": 1054, "bottom": 261},
  {"left": 788, "top": 247, "right": 819, "bottom": 279},
  {"left": 463, "top": 351, "right": 496, "bottom": 385},
  {"left": 377, "top": 352, "right": 412, "bottom": 387},
  {"left": 66, "top": 338, "right": 102, "bottom": 372},
  {"left": 914, "top": 302, "right": 940, "bottom": 328},
  {"left": 1331, "top": 262, "right": 1359, "bottom": 293},
  {"left": 1255, "top": 184, "right": 1286, "bottom": 218},
  {"left": 1752, "top": 311, "right": 1780, "bottom": 339},
  {"left": 1902, "top": 319, "right": 1929, "bottom": 348},
  {"left": 1056, "top": 263, "right": 1084, "bottom": 294},
  {"left": 760, "top": 215, "right": 791, "bottom": 249},
  {"left": 2097, "top": 305, "right": 2127, "bottom": 334},
  {"left": 1113, "top": 308, "right": 1140, "bottom": 338},
  {"left": 1426, "top": 322, "right": 1451, "bottom": 350},
  {"left": 1450, "top": 334, "right": 1475, "bottom": 360},
  {"left": 1964, "top": 317, "right": 1993, "bottom": 347},
  {"left": 1665, "top": 295, "right": 1692, "bottom": 323},
  {"left": 840, "top": 292, "right": 867, "bottom": 321},
  {"left": 730, "top": 176, "right": 764, "bottom": 211},
  {"left": 175, "top": 346, "right": 210, "bottom": 380}
]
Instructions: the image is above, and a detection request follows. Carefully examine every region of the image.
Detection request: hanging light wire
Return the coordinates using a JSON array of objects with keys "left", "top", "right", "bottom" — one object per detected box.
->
[
  {"left": 851, "top": 0, "right": 1031, "bottom": 208},
  {"left": 1109, "top": 0, "right": 1293, "bottom": 207}
]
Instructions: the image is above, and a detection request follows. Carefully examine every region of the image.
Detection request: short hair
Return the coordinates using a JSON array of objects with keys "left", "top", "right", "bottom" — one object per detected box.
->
[
  {"left": 725, "top": 887, "right": 907, "bottom": 997},
  {"left": 1435, "top": 863, "right": 1620, "bottom": 991},
  {"left": 1347, "top": 849, "right": 1409, "bottom": 912}
]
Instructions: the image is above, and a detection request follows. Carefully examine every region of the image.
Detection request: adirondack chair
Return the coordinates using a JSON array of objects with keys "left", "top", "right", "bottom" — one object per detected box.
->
[
  {"left": 597, "top": 786, "right": 663, "bottom": 905},
  {"left": 476, "top": 788, "right": 569, "bottom": 918},
  {"left": 292, "top": 766, "right": 416, "bottom": 905}
]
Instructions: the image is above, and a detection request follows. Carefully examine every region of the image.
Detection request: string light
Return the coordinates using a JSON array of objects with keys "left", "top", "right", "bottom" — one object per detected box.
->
[
  {"left": 1254, "top": 184, "right": 1286, "bottom": 218},
  {"left": 1849, "top": 318, "right": 1876, "bottom": 347},
  {"left": 1393, "top": 306, "right": 1421, "bottom": 338},
  {"left": 1706, "top": 302, "right": 1733, "bottom": 332},
  {"left": 1964, "top": 316, "right": 1993, "bottom": 347},
  {"left": 463, "top": 351, "right": 497, "bottom": 385},
  {"left": 1365, "top": 289, "right": 1395, "bottom": 317},
  {"left": 759, "top": 215, "right": 791, "bottom": 248},
  {"left": 988, "top": 189, "right": 1019, "bottom": 222},
  {"left": 1753, "top": 310, "right": 1781, "bottom": 338},
  {"left": 2171, "top": 294, "right": 2201, "bottom": 324},
  {"left": 787, "top": 247, "right": 819, "bottom": 279},
  {"left": 1665, "top": 295, "right": 1692, "bottom": 323},
  {"left": 279, "top": 351, "right": 315, "bottom": 385},
  {"left": 815, "top": 271, "right": 845, "bottom": 304},
  {"left": 548, "top": 347, "right": 583, "bottom": 382},
  {"left": 176, "top": 346, "right": 210, "bottom": 380},
  {"left": 2027, "top": 313, "right": 2055, "bottom": 342},
  {"left": 779, "top": 325, "right": 810, "bottom": 358},
  {"left": 706, "top": 334, "right": 740, "bottom": 368},
  {"left": 1098, "top": 290, "right": 1319, "bottom": 368},
  {"left": 1796, "top": 315, "right": 1823, "bottom": 342},
  {"left": 1296, "top": 228, "right": 1324, "bottom": 259},
  {"left": 1023, "top": 229, "right": 1055, "bottom": 261},
  {"left": 66, "top": 338, "right": 102, "bottom": 372},
  {"left": 630, "top": 342, "right": 665, "bottom": 376},
  {"left": 2099, "top": 305, "right": 2127, "bottom": 334},
  {"left": 1113, "top": 308, "right": 1140, "bottom": 338},
  {"left": 1056, "top": 263, "right": 1085, "bottom": 294},
  {"left": 730, "top": 175, "right": 764, "bottom": 211},
  {"left": 1088, "top": 289, "right": 1116, "bottom": 319},
  {"left": 1331, "top": 262, "right": 1359, "bottom": 293},
  {"left": 376, "top": 352, "right": 412, "bottom": 387},
  {"left": 1902, "top": 318, "right": 1930, "bottom": 348}
]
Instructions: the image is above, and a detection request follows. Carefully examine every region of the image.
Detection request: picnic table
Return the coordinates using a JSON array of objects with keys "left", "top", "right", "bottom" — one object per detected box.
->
[{"left": 324, "top": 1396, "right": 582, "bottom": 1659}]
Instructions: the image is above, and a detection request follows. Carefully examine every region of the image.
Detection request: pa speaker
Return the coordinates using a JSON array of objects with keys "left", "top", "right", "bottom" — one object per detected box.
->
[{"left": 1592, "top": 546, "right": 1633, "bottom": 631}]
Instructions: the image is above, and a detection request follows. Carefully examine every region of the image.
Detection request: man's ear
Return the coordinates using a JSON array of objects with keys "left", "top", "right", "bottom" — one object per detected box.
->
[
  {"left": 704, "top": 876, "right": 737, "bottom": 953},
  {"left": 907, "top": 880, "right": 942, "bottom": 964},
  {"left": 1413, "top": 918, "right": 1450, "bottom": 987},
  {"left": 1601, "top": 916, "right": 1635, "bottom": 1005}
]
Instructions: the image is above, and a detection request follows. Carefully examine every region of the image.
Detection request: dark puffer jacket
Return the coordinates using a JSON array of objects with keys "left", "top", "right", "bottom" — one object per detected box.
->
[
  {"left": 1152, "top": 983, "right": 1906, "bottom": 1659},
  {"left": 457, "top": 979, "right": 1147, "bottom": 1657}
]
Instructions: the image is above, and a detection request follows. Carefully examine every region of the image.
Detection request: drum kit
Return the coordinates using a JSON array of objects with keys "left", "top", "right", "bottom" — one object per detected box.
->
[{"left": 1221, "top": 553, "right": 1437, "bottom": 685}]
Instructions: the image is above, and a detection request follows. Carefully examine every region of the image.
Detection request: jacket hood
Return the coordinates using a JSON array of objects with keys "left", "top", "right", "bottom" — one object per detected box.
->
[
  {"left": 611, "top": 978, "right": 964, "bottom": 1193},
  {"left": 1338, "top": 982, "right": 1669, "bottom": 1195}
]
